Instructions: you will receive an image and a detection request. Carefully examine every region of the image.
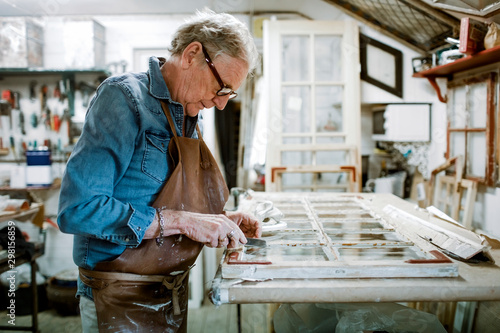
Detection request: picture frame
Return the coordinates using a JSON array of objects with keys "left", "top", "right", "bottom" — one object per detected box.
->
[{"left": 360, "top": 34, "right": 403, "bottom": 98}]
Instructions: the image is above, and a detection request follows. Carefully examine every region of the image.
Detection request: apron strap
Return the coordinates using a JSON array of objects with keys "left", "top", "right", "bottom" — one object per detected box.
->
[
  {"left": 79, "top": 266, "right": 191, "bottom": 316},
  {"left": 160, "top": 100, "right": 204, "bottom": 141},
  {"left": 160, "top": 101, "right": 179, "bottom": 137},
  {"left": 162, "top": 270, "right": 190, "bottom": 315}
]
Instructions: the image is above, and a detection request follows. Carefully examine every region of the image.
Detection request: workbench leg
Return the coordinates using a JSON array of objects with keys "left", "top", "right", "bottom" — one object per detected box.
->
[
  {"left": 237, "top": 304, "right": 241, "bottom": 333},
  {"left": 30, "top": 260, "right": 39, "bottom": 333}
]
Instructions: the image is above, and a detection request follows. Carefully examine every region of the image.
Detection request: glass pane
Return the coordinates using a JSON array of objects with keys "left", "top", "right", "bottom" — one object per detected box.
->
[
  {"left": 316, "top": 86, "right": 343, "bottom": 133},
  {"left": 318, "top": 212, "right": 373, "bottom": 219},
  {"left": 282, "top": 172, "right": 313, "bottom": 188},
  {"left": 282, "top": 151, "right": 312, "bottom": 166},
  {"left": 467, "top": 132, "right": 486, "bottom": 178},
  {"left": 265, "top": 231, "right": 322, "bottom": 244},
  {"left": 282, "top": 212, "right": 311, "bottom": 220},
  {"left": 241, "top": 246, "right": 329, "bottom": 262},
  {"left": 469, "top": 81, "right": 487, "bottom": 128},
  {"left": 316, "top": 172, "right": 350, "bottom": 188},
  {"left": 326, "top": 232, "right": 405, "bottom": 242},
  {"left": 450, "top": 132, "right": 465, "bottom": 159},
  {"left": 320, "top": 221, "right": 384, "bottom": 229},
  {"left": 337, "top": 247, "right": 425, "bottom": 261},
  {"left": 449, "top": 85, "right": 467, "bottom": 128},
  {"left": 273, "top": 203, "right": 307, "bottom": 212},
  {"left": 310, "top": 202, "right": 362, "bottom": 210},
  {"left": 282, "top": 35, "right": 309, "bottom": 82},
  {"left": 314, "top": 35, "right": 342, "bottom": 81},
  {"left": 316, "top": 151, "right": 347, "bottom": 165},
  {"left": 282, "top": 137, "right": 312, "bottom": 144},
  {"left": 316, "top": 137, "right": 345, "bottom": 144},
  {"left": 284, "top": 220, "right": 317, "bottom": 230},
  {"left": 282, "top": 86, "right": 311, "bottom": 133},
  {"left": 367, "top": 45, "right": 396, "bottom": 88}
]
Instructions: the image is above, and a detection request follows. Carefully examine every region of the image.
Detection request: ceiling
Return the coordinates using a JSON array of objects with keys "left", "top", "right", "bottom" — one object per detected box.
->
[
  {"left": 1, "top": 0, "right": 499, "bottom": 54},
  {"left": 0, "top": 0, "right": 310, "bottom": 16}
]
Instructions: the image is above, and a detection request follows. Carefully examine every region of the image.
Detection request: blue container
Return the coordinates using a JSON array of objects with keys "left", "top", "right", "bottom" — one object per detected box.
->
[{"left": 26, "top": 150, "right": 51, "bottom": 166}]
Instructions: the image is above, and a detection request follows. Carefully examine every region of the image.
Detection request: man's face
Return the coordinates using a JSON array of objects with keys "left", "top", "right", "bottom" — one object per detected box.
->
[{"left": 181, "top": 49, "right": 249, "bottom": 117}]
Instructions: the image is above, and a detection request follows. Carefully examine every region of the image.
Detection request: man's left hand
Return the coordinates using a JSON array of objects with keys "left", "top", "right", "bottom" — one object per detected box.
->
[{"left": 224, "top": 211, "right": 261, "bottom": 240}]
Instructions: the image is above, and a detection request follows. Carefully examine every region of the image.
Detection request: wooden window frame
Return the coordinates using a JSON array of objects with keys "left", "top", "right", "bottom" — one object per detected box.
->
[
  {"left": 360, "top": 34, "right": 403, "bottom": 98},
  {"left": 446, "top": 71, "right": 498, "bottom": 186}
]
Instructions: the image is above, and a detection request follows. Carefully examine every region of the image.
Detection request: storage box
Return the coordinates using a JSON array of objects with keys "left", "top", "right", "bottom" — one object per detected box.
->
[
  {"left": 63, "top": 18, "right": 106, "bottom": 68},
  {"left": 0, "top": 17, "right": 44, "bottom": 68},
  {"left": 459, "top": 17, "right": 488, "bottom": 55}
]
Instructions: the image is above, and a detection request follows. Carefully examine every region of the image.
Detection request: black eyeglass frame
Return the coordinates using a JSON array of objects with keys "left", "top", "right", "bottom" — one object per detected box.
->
[{"left": 202, "top": 45, "right": 238, "bottom": 99}]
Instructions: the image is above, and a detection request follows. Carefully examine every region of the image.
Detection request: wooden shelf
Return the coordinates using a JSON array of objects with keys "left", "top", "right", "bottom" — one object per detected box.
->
[
  {"left": 0, "top": 182, "right": 61, "bottom": 192},
  {"left": 0, "top": 202, "right": 42, "bottom": 223},
  {"left": 413, "top": 45, "right": 500, "bottom": 78},
  {"left": 0, "top": 68, "right": 110, "bottom": 77},
  {"left": 412, "top": 45, "right": 500, "bottom": 103}
]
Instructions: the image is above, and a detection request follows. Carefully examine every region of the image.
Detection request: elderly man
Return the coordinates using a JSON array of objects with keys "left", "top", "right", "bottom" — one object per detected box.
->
[{"left": 58, "top": 9, "right": 260, "bottom": 332}]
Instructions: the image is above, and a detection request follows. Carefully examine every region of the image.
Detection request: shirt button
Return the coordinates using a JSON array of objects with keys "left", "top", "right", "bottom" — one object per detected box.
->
[
  {"left": 137, "top": 226, "right": 141, "bottom": 231},
  {"left": 125, "top": 237, "right": 130, "bottom": 242}
]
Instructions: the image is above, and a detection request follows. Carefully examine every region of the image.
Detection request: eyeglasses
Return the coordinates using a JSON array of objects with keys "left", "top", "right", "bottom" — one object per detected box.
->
[{"left": 202, "top": 45, "right": 238, "bottom": 99}]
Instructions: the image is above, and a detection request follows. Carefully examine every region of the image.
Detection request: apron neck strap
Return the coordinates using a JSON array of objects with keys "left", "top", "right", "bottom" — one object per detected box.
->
[
  {"left": 160, "top": 101, "right": 178, "bottom": 137},
  {"left": 160, "top": 101, "right": 203, "bottom": 139}
]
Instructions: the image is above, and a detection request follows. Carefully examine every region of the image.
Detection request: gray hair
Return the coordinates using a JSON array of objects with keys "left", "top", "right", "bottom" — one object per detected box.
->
[{"left": 169, "top": 9, "right": 259, "bottom": 75}]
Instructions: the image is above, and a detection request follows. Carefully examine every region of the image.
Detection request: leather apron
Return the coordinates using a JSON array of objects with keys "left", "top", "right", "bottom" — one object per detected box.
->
[{"left": 80, "top": 101, "right": 229, "bottom": 332}]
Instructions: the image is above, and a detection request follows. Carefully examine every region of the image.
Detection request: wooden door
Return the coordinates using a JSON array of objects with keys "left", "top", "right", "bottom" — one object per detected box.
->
[{"left": 263, "top": 20, "right": 361, "bottom": 192}]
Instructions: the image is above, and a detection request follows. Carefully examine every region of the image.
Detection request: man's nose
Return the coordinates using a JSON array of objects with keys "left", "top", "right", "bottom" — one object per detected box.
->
[{"left": 213, "top": 94, "right": 230, "bottom": 110}]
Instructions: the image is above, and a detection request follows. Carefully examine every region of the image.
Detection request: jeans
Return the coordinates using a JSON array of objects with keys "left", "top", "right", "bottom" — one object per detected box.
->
[{"left": 79, "top": 296, "right": 99, "bottom": 333}]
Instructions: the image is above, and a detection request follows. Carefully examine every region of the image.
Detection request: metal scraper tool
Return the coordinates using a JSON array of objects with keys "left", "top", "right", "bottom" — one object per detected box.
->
[{"left": 245, "top": 238, "right": 267, "bottom": 247}]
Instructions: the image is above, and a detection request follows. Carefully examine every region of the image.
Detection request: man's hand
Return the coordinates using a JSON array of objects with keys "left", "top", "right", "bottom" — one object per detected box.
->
[
  {"left": 224, "top": 211, "right": 261, "bottom": 239},
  {"left": 143, "top": 209, "right": 248, "bottom": 248}
]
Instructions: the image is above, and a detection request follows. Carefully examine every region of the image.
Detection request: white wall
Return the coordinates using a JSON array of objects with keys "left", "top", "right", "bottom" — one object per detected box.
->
[{"left": 357, "top": 25, "right": 448, "bottom": 176}]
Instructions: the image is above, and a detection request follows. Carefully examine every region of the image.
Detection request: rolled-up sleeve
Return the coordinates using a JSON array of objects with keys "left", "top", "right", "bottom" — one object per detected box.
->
[{"left": 57, "top": 81, "right": 155, "bottom": 246}]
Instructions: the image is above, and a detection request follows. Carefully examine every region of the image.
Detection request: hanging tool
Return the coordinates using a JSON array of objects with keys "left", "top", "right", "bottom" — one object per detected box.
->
[
  {"left": 9, "top": 136, "right": 18, "bottom": 162},
  {"left": 12, "top": 91, "right": 26, "bottom": 135},
  {"left": 31, "top": 113, "right": 38, "bottom": 128},
  {"left": 1, "top": 91, "right": 13, "bottom": 129},
  {"left": 40, "top": 84, "right": 48, "bottom": 111},
  {"left": 39, "top": 84, "right": 53, "bottom": 129},
  {"left": 19, "top": 109, "right": 26, "bottom": 135},
  {"left": 53, "top": 113, "right": 61, "bottom": 132},
  {"left": 29, "top": 81, "right": 37, "bottom": 101}
]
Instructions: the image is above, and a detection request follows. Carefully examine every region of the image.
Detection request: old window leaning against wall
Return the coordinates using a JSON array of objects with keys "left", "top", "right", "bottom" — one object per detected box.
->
[{"left": 447, "top": 72, "right": 498, "bottom": 186}]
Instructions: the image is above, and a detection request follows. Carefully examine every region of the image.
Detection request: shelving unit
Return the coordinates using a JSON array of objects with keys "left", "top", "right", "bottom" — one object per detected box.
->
[
  {"left": 0, "top": 67, "right": 110, "bottom": 116},
  {"left": 0, "top": 68, "right": 110, "bottom": 77},
  {"left": 413, "top": 45, "right": 500, "bottom": 102},
  {"left": 0, "top": 202, "right": 44, "bottom": 333}
]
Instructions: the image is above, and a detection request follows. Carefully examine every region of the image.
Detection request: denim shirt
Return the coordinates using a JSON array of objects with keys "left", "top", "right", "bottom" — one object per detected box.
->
[{"left": 57, "top": 56, "right": 197, "bottom": 300}]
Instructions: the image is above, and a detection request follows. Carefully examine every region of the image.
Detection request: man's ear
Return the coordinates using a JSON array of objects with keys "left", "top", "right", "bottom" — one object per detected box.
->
[{"left": 180, "top": 42, "right": 203, "bottom": 70}]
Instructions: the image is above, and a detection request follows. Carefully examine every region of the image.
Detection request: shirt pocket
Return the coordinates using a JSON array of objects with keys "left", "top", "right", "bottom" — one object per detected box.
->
[{"left": 142, "top": 131, "right": 170, "bottom": 183}]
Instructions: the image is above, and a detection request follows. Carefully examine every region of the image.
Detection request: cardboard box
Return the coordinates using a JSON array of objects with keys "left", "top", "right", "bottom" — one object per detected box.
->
[
  {"left": 0, "top": 18, "right": 44, "bottom": 68},
  {"left": 459, "top": 17, "right": 488, "bottom": 55}
]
